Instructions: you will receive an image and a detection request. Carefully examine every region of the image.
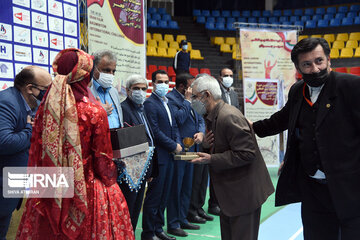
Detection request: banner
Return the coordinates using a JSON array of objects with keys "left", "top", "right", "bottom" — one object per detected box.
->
[
  {"left": 0, "top": 0, "right": 80, "bottom": 89},
  {"left": 240, "top": 28, "right": 297, "bottom": 166},
  {"left": 87, "top": 0, "right": 146, "bottom": 99}
]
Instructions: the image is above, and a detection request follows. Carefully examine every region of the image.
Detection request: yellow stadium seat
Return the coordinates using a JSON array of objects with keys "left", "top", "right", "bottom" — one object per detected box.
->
[
  {"left": 158, "top": 40, "right": 168, "bottom": 49},
  {"left": 346, "top": 40, "right": 358, "bottom": 49},
  {"left": 214, "top": 37, "right": 225, "bottom": 45},
  {"left": 311, "top": 34, "right": 322, "bottom": 38},
  {"left": 336, "top": 33, "right": 349, "bottom": 42},
  {"left": 232, "top": 50, "right": 241, "bottom": 60},
  {"left": 146, "top": 32, "right": 151, "bottom": 41},
  {"left": 298, "top": 35, "right": 308, "bottom": 41},
  {"left": 147, "top": 39, "right": 157, "bottom": 47},
  {"left": 349, "top": 32, "right": 360, "bottom": 41},
  {"left": 187, "top": 42, "right": 193, "bottom": 51},
  {"left": 323, "top": 34, "right": 335, "bottom": 43},
  {"left": 220, "top": 43, "right": 232, "bottom": 53},
  {"left": 169, "top": 41, "right": 180, "bottom": 49},
  {"left": 157, "top": 47, "right": 167, "bottom": 57},
  {"left": 153, "top": 33, "right": 163, "bottom": 42},
  {"left": 225, "top": 37, "right": 236, "bottom": 45},
  {"left": 330, "top": 48, "right": 339, "bottom": 59},
  {"left": 332, "top": 40, "right": 344, "bottom": 49},
  {"left": 232, "top": 43, "right": 239, "bottom": 52},
  {"left": 176, "top": 35, "right": 186, "bottom": 43},
  {"left": 354, "top": 47, "right": 360, "bottom": 57},
  {"left": 146, "top": 46, "right": 157, "bottom": 56},
  {"left": 167, "top": 48, "right": 177, "bottom": 58},
  {"left": 190, "top": 50, "right": 204, "bottom": 60},
  {"left": 164, "top": 34, "right": 174, "bottom": 43},
  {"left": 339, "top": 48, "right": 353, "bottom": 58}
]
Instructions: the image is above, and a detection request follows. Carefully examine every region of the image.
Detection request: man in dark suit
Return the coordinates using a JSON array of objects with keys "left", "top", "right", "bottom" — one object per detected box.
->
[
  {"left": 166, "top": 73, "right": 206, "bottom": 237},
  {"left": 141, "top": 70, "right": 182, "bottom": 240},
  {"left": 208, "top": 67, "right": 240, "bottom": 215},
  {"left": 253, "top": 38, "right": 360, "bottom": 240},
  {"left": 190, "top": 74, "right": 274, "bottom": 240},
  {"left": 0, "top": 66, "right": 51, "bottom": 239},
  {"left": 119, "top": 74, "right": 157, "bottom": 232}
]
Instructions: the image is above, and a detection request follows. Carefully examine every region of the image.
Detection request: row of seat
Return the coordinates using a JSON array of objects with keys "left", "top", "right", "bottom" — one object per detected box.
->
[
  {"left": 299, "top": 32, "right": 360, "bottom": 43},
  {"left": 146, "top": 65, "right": 211, "bottom": 81},
  {"left": 147, "top": 13, "right": 172, "bottom": 22},
  {"left": 146, "top": 47, "right": 204, "bottom": 60},
  {"left": 193, "top": 5, "right": 360, "bottom": 18},
  {"left": 334, "top": 66, "right": 360, "bottom": 76},
  {"left": 147, "top": 33, "right": 187, "bottom": 43},
  {"left": 147, "top": 39, "right": 193, "bottom": 51},
  {"left": 147, "top": 19, "right": 179, "bottom": 29}
]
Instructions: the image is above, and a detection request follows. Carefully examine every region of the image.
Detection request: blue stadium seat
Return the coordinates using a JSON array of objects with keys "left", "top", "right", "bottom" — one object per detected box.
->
[
  {"left": 315, "top": 7, "right": 325, "bottom": 15},
  {"left": 273, "top": 10, "right": 282, "bottom": 17},
  {"left": 196, "top": 16, "right": 206, "bottom": 24},
  {"left": 205, "top": 22, "right": 215, "bottom": 30},
  {"left": 329, "top": 18, "right": 340, "bottom": 27},
  {"left": 335, "top": 13, "right": 345, "bottom": 19},
  {"left": 152, "top": 13, "right": 161, "bottom": 21},
  {"left": 212, "top": 10, "right": 220, "bottom": 17},
  {"left": 169, "top": 21, "right": 179, "bottom": 29},
  {"left": 252, "top": 10, "right": 261, "bottom": 17},
  {"left": 148, "top": 7, "right": 156, "bottom": 14},
  {"left": 227, "top": 17, "right": 236, "bottom": 24},
  {"left": 304, "top": 9, "right": 314, "bottom": 16},
  {"left": 202, "top": 10, "right": 210, "bottom": 17},
  {"left": 301, "top": 15, "right": 311, "bottom": 21},
  {"left": 354, "top": 16, "right": 360, "bottom": 25},
  {"left": 279, "top": 16, "right": 288, "bottom": 22},
  {"left": 238, "top": 17, "right": 247, "bottom": 22},
  {"left": 158, "top": 8, "right": 167, "bottom": 15},
  {"left": 347, "top": 12, "right": 357, "bottom": 18},
  {"left": 294, "top": 20, "right": 304, "bottom": 27},
  {"left": 222, "top": 10, "right": 231, "bottom": 17},
  {"left": 350, "top": 5, "right": 360, "bottom": 12},
  {"left": 326, "top": 7, "right": 337, "bottom": 14},
  {"left": 262, "top": 10, "right": 271, "bottom": 17},
  {"left": 294, "top": 9, "right": 303, "bottom": 16},
  {"left": 216, "top": 22, "right": 225, "bottom": 30},
  {"left": 232, "top": 10, "right": 240, "bottom": 17},
  {"left": 193, "top": 9, "right": 201, "bottom": 17},
  {"left": 323, "top": 14, "right": 334, "bottom": 20},
  {"left": 217, "top": 17, "right": 225, "bottom": 23},
  {"left": 162, "top": 14, "right": 171, "bottom": 21},
  {"left": 282, "top": 21, "right": 292, "bottom": 25},
  {"left": 242, "top": 10, "right": 251, "bottom": 17},
  {"left": 258, "top": 17, "right": 267, "bottom": 23},
  {"left": 318, "top": 19, "right": 328, "bottom": 28},
  {"left": 312, "top": 15, "right": 322, "bottom": 21},
  {"left": 268, "top": 16, "right": 278, "bottom": 23},
  {"left": 207, "top": 17, "right": 215, "bottom": 23},
  {"left": 158, "top": 20, "right": 168, "bottom": 28},
  {"left": 148, "top": 19, "right": 158, "bottom": 28},
  {"left": 283, "top": 9, "right": 292, "bottom": 16},
  {"left": 147, "top": 13, "right": 151, "bottom": 20},
  {"left": 342, "top": 17, "right": 353, "bottom": 26},
  {"left": 226, "top": 22, "right": 235, "bottom": 30},
  {"left": 248, "top": 17, "right": 257, "bottom": 23},
  {"left": 305, "top": 20, "right": 316, "bottom": 28},
  {"left": 290, "top": 16, "right": 299, "bottom": 22},
  {"left": 338, "top": 6, "right": 348, "bottom": 13}
]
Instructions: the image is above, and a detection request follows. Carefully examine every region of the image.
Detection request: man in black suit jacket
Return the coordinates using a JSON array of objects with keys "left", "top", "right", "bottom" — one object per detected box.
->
[
  {"left": 120, "top": 74, "right": 158, "bottom": 232},
  {"left": 253, "top": 38, "right": 360, "bottom": 240}
]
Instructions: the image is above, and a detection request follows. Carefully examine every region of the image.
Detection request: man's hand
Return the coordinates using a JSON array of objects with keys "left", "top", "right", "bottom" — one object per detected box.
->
[
  {"left": 191, "top": 152, "right": 211, "bottom": 164},
  {"left": 202, "top": 130, "right": 214, "bottom": 149},
  {"left": 27, "top": 115, "right": 35, "bottom": 128},
  {"left": 174, "top": 143, "right": 182, "bottom": 154},
  {"left": 96, "top": 97, "right": 113, "bottom": 115},
  {"left": 184, "top": 87, "right": 192, "bottom": 101},
  {"left": 193, "top": 132, "right": 204, "bottom": 144}
]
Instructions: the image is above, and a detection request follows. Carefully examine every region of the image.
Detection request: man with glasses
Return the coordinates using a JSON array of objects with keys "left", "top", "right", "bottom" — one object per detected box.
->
[
  {"left": 0, "top": 66, "right": 52, "bottom": 239},
  {"left": 90, "top": 49, "right": 123, "bottom": 129}
]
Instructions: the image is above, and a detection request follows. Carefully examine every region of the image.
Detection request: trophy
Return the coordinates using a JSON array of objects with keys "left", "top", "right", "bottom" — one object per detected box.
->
[
  {"left": 174, "top": 137, "right": 199, "bottom": 161},
  {"left": 183, "top": 137, "right": 195, "bottom": 152}
]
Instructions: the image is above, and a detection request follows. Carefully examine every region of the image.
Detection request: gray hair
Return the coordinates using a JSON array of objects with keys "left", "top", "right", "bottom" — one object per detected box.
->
[
  {"left": 191, "top": 74, "right": 222, "bottom": 100},
  {"left": 126, "top": 74, "right": 148, "bottom": 89},
  {"left": 92, "top": 49, "right": 117, "bottom": 67}
]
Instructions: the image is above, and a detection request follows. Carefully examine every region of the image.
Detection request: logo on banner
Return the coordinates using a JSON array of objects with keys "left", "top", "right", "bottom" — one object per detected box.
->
[
  {"left": 255, "top": 82, "right": 277, "bottom": 106},
  {"left": 0, "top": 25, "right": 6, "bottom": 36},
  {"left": 15, "top": 12, "right": 23, "bottom": 21},
  {"left": 105, "top": 0, "right": 144, "bottom": 44},
  {"left": 14, "top": 27, "right": 30, "bottom": 44},
  {"left": 49, "top": 0, "right": 63, "bottom": 16},
  {"left": 50, "top": 34, "right": 63, "bottom": 49},
  {"left": 87, "top": 0, "right": 104, "bottom": 7},
  {"left": 0, "top": 24, "right": 12, "bottom": 41},
  {"left": 13, "top": 7, "right": 31, "bottom": 26},
  {"left": 0, "top": 64, "right": 8, "bottom": 73},
  {"left": 276, "top": 32, "right": 296, "bottom": 52}
]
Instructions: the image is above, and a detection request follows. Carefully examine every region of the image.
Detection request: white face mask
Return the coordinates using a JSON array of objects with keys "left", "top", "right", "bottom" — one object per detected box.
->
[
  {"left": 131, "top": 90, "right": 147, "bottom": 105},
  {"left": 182, "top": 45, "right": 188, "bottom": 51},
  {"left": 222, "top": 76, "right": 233, "bottom": 88},
  {"left": 96, "top": 72, "right": 114, "bottom": 89}
]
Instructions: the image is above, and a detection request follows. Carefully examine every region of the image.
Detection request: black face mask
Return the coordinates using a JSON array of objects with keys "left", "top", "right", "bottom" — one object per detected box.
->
[
  {"left": 301, "top": 68, "right": 329, "bottom": 87},
  {"left": 35, "top": 89, "right": 47, "bottom": 101}
]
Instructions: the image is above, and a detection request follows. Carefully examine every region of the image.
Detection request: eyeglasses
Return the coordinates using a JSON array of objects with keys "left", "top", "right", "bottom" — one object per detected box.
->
[
  {"left": 131, "top": 87, "right": 147, "bottom": 91},
  {"left": 191, "top": 91, "right": 206, "bottom": 100},
  {"left": 31, "top": 83, "right": 49, "bottom": 91}
]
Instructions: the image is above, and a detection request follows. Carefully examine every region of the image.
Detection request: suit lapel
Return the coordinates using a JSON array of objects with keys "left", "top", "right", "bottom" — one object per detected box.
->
[
  {"left": 152, "top": 94, "right": 171, "bottom": 126},
  {"left": 128, "top": 98, "right": 143, "bottom": 125}
]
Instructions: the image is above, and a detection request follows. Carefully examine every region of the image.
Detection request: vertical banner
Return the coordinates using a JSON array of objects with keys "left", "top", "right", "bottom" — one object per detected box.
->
[
  {"left": 87, "top": 0, "right": 146, "bottom": 99},
  {"left": 240, "top": 28, "right": 297, "bottom": 166},
  {"left": 0, "top": 0, "right": 80, "bottom": 90}
]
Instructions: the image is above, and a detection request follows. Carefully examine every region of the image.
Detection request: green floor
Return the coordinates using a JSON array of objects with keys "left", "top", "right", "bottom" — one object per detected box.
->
[{"left": 7, "top": 167, "right": 280, "bottom": 239}]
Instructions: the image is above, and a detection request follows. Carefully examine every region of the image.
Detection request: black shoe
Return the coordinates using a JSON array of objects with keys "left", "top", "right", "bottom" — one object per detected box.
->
[
  {"left": 208, "top": 206, "right": 221, "bottom": 216},
  {"left": 155, "top": 231, "right": 176, "bottom": 240},
  {"left": 167, "top": 228, "right": 188, "bottom": 237},
  {"left": 199, "top": 211, "right": 214, "bottom": 221},
  {"left": 180, "top": 222, "right": 200, "bottom": 230},
  {"left": 141, "top": 236, "right": 161, "bottom": 240},
  {"left": 187, "top": 214, "right": 206, "bottom": 224}
]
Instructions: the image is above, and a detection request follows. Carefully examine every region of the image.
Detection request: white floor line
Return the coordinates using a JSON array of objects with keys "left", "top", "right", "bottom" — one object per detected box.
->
[
  {"left": 187, "top": 232, "right": 220, "bottom": 238},
  {"left": 289, "top": 227, "right": 303, "bottom": 240}
]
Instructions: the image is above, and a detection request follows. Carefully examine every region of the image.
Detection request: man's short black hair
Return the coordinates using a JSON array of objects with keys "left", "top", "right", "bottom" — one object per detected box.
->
[
  {"left": 151, "top": 69, "right": 168, "bottom": 82},
  {"left": 219, "top": 67, "right": 232, "bottom": 77},
  {"left": 175, "top": 73, "right": 193, "bottom": 89},
  {"left": 180, "top": 40, "right": 187, "bottom": 47},
  {"left": 291, "top": 38, "right": 330, "bottom": 66},
  {"left": 14, "top": 67, "right": 35, "bottom": 90}
]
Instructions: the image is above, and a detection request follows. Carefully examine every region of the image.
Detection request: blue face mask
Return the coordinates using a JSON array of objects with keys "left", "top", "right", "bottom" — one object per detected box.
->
[{"left": 155, "top": 83, "right": 169, "bottom": 97}]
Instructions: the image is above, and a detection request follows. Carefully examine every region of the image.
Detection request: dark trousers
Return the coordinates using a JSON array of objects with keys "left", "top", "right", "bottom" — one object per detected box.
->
[
  {"left": 167, "top": 160, "right": 193, "bottom": 229},
  {"left": 300, "top": 175, "right": 360, "bottom": 240},
  {"left": 188, "top": 164, "right": 208, "bottom": 217},
  {"left": 119, "top": 180, "right": 146, "bottom": 231},
  {"left": 208, "top": 177, "right": 219, "bottom": 208},
  {"left": 220, "top": 207, "right": 261, "bottom": 240},
  {"left": 142, "top": 161, "right": 174, "bottom": 238}
]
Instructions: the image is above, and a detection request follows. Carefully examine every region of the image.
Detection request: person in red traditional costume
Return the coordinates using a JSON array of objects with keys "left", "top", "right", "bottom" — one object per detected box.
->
[{"left": 16, "top": 48, "right": 135, "bottom": 240}]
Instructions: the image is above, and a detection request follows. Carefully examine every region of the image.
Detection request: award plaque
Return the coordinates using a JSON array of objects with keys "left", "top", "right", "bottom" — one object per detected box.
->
[{"left": 174, "top": 137, "right": 199, "bottom": 161}]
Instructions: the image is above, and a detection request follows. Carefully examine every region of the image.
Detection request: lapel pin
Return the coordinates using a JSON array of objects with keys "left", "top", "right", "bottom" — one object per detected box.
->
[{"left": 326, "top": 103, "right": 331, "bottom": 108}]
